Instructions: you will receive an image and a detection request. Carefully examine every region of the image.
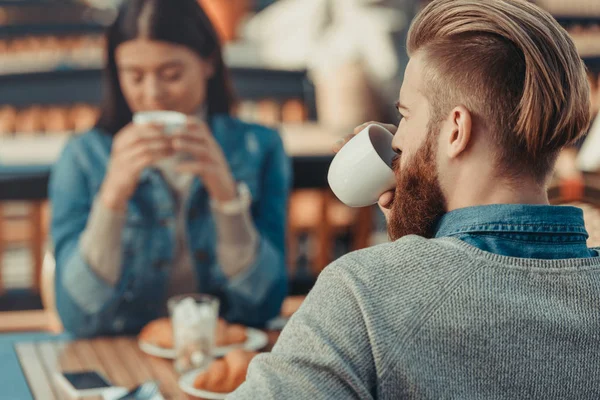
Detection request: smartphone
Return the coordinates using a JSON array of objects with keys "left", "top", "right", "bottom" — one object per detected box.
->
[{"left": 54, "top": 371, "right": 115, "bottom": 398}]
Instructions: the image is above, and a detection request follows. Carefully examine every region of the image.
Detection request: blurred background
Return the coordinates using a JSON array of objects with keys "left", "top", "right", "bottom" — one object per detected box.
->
[{"left": 0, "top": 0, "right": 598, "bottom": 328}]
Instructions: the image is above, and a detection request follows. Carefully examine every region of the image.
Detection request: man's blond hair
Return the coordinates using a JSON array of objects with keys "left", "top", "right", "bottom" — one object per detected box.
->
[{"left": 408, "top": 0, "right": 590, "bottom": 181}]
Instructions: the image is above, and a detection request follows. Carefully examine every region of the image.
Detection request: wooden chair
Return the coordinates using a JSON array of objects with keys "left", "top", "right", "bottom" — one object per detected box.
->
[
  {"left": 40, "top": 250, "right": 62, "bottom": 333},
  {"left": 0, "top": 239, "right": 52, "bottom": 333},
  {"left": 549, "top": 175, "right": 600, "bottom": 247},
  {"left": 236, "top": 101, "right": 376, "bottom": 279},
  {"left": 0, "top": 200, "right": 49, "bottom": 294},
  {"left": 0, "top": 250, "right": 60, "bottom": 333},
  {"left": 288, "top": 189, "right": 374, "bottom": 277},
  {"left": 0, "top": 103, "right": 91, "bottom": 296},
  {"left": 0, "top": 205, "right": 57, "bottom": 333},
  {"left": 0, "top": 309, "right": 51, "bottom": 333}
]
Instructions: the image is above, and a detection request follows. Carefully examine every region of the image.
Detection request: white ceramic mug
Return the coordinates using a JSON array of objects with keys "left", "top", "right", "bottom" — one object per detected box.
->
[
  {"left": 133, "top": 111, "right": 191, "bottom": 165},
  {"left": 328, "top": 124, "right": 397, "bottom": 207},
  {"left": 132, "top": 110, "right": 187, "bottom": 134}
]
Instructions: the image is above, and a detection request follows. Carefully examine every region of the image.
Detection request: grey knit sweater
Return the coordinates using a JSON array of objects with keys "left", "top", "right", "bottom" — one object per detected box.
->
[{"left": 229, "top": 235, "right": 600, "bottom": 399}]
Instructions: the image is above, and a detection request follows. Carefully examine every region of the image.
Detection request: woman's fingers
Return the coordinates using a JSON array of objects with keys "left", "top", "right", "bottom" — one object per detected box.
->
[
  {"left": 176, "top": 161, "right": 216, "bottom": 176},
  {"left": 115, "top": 139, "right": 173, "bottom": 171},
  {"left": 172, "top": 133, "right": 208, "bottom": 147},
  {"left": 172, "top": 136, "right": 212, "bottom": 161},
  {"left": 114, "top": 123, "right": 165, "bottom": 152}
]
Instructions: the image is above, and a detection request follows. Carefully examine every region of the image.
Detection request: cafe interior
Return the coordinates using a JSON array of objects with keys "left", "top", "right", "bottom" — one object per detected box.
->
[{"left": 0, "top": 0, "right": 599, "bottom": 398}]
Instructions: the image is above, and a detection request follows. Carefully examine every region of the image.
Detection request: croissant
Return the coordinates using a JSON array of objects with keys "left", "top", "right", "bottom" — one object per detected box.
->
[
  {"left": 215, "top": 320, "right": 247, "bottom": 347},
  {"left": 138, "top": 317, "right": 173, "bottom": 349},
  {"left": 194, "top": 359, "right": 228, "bottom": 392},
  {"left": 193, "top": 349, "right": 258, "bottom": 393},
  {"left": 139, "top": 318, "right": 248, "bottom": 349}
]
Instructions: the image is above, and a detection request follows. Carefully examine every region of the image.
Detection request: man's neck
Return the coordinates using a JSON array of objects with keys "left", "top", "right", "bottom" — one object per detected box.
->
[{"left": 445, "top": 177, "right": 549, "bottom": 212}]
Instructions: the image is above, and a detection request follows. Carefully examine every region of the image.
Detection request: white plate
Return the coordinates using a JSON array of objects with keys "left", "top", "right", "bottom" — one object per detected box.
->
[
  {"left": 138, "top": 341, "right": 176, "bottom": 359},
  {"left": 178, "top": 367, "right": 228, "bottom": 400},
  {"left": 139, "top": 328, "right": 268, "bottom": 359}
]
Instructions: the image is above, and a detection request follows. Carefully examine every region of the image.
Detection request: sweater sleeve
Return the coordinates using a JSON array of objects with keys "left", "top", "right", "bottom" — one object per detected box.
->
[
  {"left": 79, "top": 198, "right": 126, "bottom": 286},
  {"left": 227, "top": 262, "right": 377, "bottom": 399},
  {"left": 212, "top": 204, "right": 259, "bottom": 278}
]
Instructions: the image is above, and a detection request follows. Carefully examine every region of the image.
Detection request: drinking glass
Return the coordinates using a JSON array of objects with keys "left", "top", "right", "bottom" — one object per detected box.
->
[{"left": 168, "top": 294, "right": 219, "bottom": 374}]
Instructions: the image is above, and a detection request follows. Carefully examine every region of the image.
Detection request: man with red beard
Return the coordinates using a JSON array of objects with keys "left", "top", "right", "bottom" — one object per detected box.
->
[{"left": 230, "top": 1, "right": 600, "bottom": 399}]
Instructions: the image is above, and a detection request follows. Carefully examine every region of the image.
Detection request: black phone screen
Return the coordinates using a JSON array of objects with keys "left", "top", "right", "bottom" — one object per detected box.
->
[{"left": 62, "top": 371, "right": 111, "bottom": 390}]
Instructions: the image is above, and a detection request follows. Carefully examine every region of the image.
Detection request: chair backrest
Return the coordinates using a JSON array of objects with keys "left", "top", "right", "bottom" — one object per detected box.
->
[
  {"left": 549, "top": 176, "right": 600, "bottom": 248},
  {"left": 0, "top": 249, "right": 59, "bottom": 333},
  {"left": 549, "top": 175, "right": 600, "bottom": 205},
  {"left": 40, "top": 250, "right": 62, "bottom": 333}
]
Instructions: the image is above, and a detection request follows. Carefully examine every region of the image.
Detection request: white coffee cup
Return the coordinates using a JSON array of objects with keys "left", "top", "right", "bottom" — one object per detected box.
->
[
  {"left": 328, "top": 124, "right": 397, "bottom": 207},
  {"left": 132, "top": 110, "right": 187, "bottom": 134},
  {"left": 133, "top": 111, "right": 192, "bottom": 165}
]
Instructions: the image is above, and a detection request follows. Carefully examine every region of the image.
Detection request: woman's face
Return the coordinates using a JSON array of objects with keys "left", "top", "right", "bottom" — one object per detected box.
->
[{"left": 115, "top": 39, "right": 214, "bottom": 115}]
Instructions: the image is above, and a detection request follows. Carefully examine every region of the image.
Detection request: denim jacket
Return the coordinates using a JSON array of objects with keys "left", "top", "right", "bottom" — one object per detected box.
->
[
  {"left": 435, "top": 204, "right": 598, "bottom": 259},
  {"left": 50, "top": 115, "right": 291, "bottom": 337}
]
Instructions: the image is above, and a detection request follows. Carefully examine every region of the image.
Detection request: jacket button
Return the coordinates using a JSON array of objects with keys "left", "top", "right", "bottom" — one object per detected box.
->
[
  {"left": 124, "top": 291, "right": 134, "bottom": 302},
  {"left": 112, "top": 317, "right": 125, "bottom": 331}
]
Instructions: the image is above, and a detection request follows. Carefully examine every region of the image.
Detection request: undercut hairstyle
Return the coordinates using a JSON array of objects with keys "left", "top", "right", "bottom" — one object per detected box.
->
[{"left": 407, "top": 0, "right": 590, "bottom": 182}]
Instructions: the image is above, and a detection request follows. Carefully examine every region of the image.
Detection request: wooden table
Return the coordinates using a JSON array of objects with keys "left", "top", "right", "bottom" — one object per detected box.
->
[{"left": 15, "top": 332, "right": 280, "bottom": 400}]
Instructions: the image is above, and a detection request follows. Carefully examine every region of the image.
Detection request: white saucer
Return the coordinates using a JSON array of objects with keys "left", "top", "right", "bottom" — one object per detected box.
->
[
  {"left": 139, "top": 328, "right": 268, "bottom": 359},
  {"left": 178, "top": 367, "right": 227, "bottom": 400}
]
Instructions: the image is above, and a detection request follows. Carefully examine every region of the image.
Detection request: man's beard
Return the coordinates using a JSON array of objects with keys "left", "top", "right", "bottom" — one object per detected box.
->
[{"left": 387, "top": 128, "right": 446, "bottom": 241}]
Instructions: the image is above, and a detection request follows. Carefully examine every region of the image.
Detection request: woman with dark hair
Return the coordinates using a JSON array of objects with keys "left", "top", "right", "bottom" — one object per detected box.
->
[{"left": 49, "top": 0, "right": 290, "bottom": 337}]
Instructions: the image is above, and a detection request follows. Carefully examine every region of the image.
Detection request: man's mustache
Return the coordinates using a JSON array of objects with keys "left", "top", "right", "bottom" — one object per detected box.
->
[{"left": 391, "top": 155, "right": 401, "bottom": 172}]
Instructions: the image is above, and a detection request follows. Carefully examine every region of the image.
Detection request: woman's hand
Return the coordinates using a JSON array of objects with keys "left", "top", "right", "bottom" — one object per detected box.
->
[
  {"left": 100, "top": 123, "right": 173, "bottom": 211},
  {"left": 333, "top": 121, "right": 398, "bottom": 220},
  {"left": 173, "top": 118, "right": 237, "bottom": 203}
]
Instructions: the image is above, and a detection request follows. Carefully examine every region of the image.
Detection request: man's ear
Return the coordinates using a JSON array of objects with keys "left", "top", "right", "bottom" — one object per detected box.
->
[{"left": 446, "top": 105, "right": 472, "bottom": 159}]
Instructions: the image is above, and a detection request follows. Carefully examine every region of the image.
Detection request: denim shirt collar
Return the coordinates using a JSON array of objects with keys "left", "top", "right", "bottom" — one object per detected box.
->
[{"left": 435, "top": 204, "right": 588, "bottom": 239}]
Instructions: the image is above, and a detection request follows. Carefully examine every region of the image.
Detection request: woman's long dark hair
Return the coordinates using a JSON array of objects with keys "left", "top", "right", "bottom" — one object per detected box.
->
[{"left": 96, "top": 0, "right": 235, "bottom": 135}]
